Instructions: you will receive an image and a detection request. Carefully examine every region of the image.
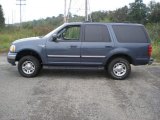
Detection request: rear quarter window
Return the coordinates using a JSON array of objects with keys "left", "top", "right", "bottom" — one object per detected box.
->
[
  {"left": 112, "top": 25, "right": 149, "bottom": 43},
  {"left": 84, "top": 24, "right": 111, "bottom": 42}
]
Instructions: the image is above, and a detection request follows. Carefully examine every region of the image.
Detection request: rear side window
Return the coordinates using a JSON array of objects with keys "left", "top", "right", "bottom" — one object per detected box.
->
[
  {"left": 112, "top": 25, "right": 149, "bottom": 43},
  {"left": 84, "top": 24, "right": 111, "bottom": 42}
]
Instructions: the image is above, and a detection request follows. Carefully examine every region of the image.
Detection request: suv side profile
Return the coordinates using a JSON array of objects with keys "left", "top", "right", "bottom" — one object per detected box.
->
[{"left": 7, "top": 22, "right": 153, "bottom": 80}]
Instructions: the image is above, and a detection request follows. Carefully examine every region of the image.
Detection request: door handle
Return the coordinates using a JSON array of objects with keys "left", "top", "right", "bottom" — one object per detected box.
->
[
  {"left": 105, "top": 46, "right": 112, "bottom": 48},
  {"left": 70, "top": 45, "right": 77, "bottom": 48}
]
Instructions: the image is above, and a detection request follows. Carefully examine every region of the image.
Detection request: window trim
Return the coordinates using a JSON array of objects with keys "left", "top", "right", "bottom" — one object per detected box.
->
[
  {"left": 56, "top": 25, "right": 81, "bottom": 42},
  {"left": 112, "top": 25, "right": 149, "bottom": 43}
]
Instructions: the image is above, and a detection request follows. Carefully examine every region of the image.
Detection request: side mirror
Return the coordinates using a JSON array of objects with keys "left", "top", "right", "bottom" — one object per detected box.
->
[{"left": 52, "top": 34, "right": 58, "bottom": 42}]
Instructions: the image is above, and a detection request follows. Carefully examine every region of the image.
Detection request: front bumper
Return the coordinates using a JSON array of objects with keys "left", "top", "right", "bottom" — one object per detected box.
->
[{"left": 7, "top": 52, "right": 17, "bottom": 66}]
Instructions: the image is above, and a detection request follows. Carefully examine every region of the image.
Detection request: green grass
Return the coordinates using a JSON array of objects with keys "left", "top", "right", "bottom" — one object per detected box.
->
[
  {"left": 0, "top": 26, "right": 53, "bottom": 52},
  {"left": 152, "top": 42, "right": 160, "bottom": 62},
  {"left": 146, "top": 23, "right": 160, "bottom": 62},
  {"left": 0, "top": 28, "right": 35, "bottom": 52}
]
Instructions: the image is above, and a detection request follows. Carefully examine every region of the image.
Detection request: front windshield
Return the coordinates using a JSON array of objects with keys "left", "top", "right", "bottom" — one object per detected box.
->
[{"left": 44, "top": 24, "right": 66, "bottom": 38}]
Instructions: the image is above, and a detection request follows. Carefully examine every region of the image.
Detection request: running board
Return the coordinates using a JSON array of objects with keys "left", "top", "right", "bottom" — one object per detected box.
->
[{"left": 43, "top": 66, "right": 104, "bottom": 70}]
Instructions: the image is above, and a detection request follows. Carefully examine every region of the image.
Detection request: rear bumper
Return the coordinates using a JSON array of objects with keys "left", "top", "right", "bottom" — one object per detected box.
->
[
  {"left": 7, "top": 52, "right": 17, "bottom": 66},
  {"left": 133, "top": 57, "right": 154, "bottom": 65}
]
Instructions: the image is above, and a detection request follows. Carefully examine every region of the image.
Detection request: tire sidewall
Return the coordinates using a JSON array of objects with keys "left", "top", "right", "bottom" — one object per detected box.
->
[
  {"left": 18, "top": 56, "right": 40, "bottom": 77},
  {"left": 108, "top": 58, "right": 131, "bottom": 80}
]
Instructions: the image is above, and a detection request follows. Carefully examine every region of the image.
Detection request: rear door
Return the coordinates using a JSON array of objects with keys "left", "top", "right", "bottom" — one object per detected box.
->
[{"left": 81, "top": 24, "right": 114, "bottom": 66}]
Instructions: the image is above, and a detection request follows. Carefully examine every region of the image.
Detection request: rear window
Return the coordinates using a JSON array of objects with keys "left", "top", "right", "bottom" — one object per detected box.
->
[
  {"left": 84, "top": 24, "right": 111, "bottom": 42},
  {"left": 112, "top": 25, "right": 149, "bottom": 43}
]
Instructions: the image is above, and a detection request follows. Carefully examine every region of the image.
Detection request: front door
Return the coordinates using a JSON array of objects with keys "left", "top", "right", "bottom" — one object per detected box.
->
[{"left": 46, "top": 25, "right": 81, "bottom": 65}]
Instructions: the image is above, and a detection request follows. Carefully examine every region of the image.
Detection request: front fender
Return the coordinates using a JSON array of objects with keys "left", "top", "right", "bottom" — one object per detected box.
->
[{"left": 15, "top": 41, "right": 47, "bottom": 64}]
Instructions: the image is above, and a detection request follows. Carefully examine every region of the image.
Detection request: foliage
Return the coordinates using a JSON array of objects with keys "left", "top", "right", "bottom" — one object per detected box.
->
[
  {"left": 152, "top": 43, "right": 160, "bottom": 62},
  {"left": 68, "top": 14, "right": 84, "bottom": 22},
  {"left": 0, "top": 4, "right": 5, "bottom": 28},
  {"left": 21, "top": 15, "right": 64, "bottom": 29},
  {"left": 91, "top": 11, "right": 108, "bottom": 22},
  {"left": 109, "top": 6, "right": 128, "bottom": 22},
  {"left": 0, "top": 26, "right": 53, "bottom": 52},
  {"left": 87, "top": 0, "right": 160, "bottom": 24},
  {"left": 146, "top": 23, "right": 160, "bottom": 62},
  {"left": 128, "top": 0, "right": 149, "bottom": 24},
  {"left": 148, "top": 1, "right": 160, "bottom": 23},
  {"left": 146, "top": 23, "right": 160, "bottom": 42}
]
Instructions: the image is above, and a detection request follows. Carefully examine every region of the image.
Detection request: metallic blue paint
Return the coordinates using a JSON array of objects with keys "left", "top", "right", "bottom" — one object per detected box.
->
[{"left": 7, "top": 22, "right": 152, "bottom": 67}]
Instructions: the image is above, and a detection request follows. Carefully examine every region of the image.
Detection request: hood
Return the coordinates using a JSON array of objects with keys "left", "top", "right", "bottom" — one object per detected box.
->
[{"left": 13, "top": 37, "right": 42, "bottom": 44}]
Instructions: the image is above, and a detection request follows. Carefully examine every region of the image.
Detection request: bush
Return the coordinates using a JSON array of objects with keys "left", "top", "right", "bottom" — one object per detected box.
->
[{"left": 146, "top": 23, "right": 160, "bottom": 62}]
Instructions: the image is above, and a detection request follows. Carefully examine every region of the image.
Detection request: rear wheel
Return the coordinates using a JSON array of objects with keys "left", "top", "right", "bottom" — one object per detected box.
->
[
  {"left": 107, "top": 58, "right": 131, "bottom": 80},
  {"left": 18, "top": 56, "right": 41, "bottom": 77}
]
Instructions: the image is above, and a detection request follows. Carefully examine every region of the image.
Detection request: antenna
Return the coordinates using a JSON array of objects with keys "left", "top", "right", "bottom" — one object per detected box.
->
[{"left": 16, "top": 0, "right": 26, "bottom": 24}]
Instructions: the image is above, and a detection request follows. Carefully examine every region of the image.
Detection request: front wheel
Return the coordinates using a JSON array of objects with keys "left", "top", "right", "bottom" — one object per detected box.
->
[
  {"left": 107, "top": 58, "right": 131, "bottom": 80},
  {"left": 18, "top": 56, "right": 41, "bottom": 77}
]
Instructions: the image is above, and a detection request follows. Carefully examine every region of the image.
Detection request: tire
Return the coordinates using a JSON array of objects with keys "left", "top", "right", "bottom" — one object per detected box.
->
[
  {"left": 18, "top": 56, "right": 41, "bottom": 78},
  {"left": 107, "top": 57, "right": 131, "bottom": 80}
]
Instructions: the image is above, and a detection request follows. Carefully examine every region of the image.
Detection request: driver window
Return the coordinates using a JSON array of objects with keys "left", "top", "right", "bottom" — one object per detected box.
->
[{"left": 58, "top": 25, "right": 80, "bottom": 41}]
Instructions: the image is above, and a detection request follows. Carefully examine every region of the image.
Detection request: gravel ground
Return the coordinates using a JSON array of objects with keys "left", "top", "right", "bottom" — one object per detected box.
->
[{"left": 0, "top": 53, "right": 160, "bottom": 120}]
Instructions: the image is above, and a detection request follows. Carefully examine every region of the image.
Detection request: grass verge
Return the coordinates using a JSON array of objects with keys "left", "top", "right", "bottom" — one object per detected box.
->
[{"left": 152, "top": 42, "right": 160, "bottom": 62}]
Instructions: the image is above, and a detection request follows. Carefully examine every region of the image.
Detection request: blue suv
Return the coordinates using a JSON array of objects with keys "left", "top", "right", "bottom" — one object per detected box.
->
[{"left": 7, "top": 22, "right": 153, "bottom": 80}]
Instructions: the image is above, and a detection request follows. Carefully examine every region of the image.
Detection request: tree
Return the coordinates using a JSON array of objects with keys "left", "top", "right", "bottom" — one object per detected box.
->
[
  {"left": 148, "top": 1, "right": 160, "bottom": 23},
  {"left": 0, "top": 4, "right": 5, "bottom": 28},
  {"left": 128, "top": 0, "right": 148, "bottom": 24},
  {"left": 109, "top": 6, "right": 129, "bottom": 22},
  {"left": 91, "top": 11, "right": 108, "bottom": 22}
]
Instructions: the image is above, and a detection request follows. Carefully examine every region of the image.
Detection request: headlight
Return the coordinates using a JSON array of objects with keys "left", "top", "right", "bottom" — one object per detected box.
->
[{"left": 10, "top": 45, "right": 16, "bottom": 52}]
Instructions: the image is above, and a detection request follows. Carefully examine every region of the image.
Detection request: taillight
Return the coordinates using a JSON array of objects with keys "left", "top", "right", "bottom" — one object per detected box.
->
[{"left": 148, "top": 45, "right": 152, "bottom": 57}]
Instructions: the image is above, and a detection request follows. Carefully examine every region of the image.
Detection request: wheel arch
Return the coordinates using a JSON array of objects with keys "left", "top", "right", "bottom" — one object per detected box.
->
[
  {"left": 15, "top": 49, "right": 43, "bottom": 64},
  {"left": 105, "top": 53, "right": 133, "bottom": 67}
]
